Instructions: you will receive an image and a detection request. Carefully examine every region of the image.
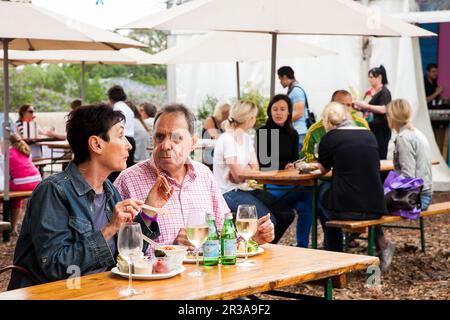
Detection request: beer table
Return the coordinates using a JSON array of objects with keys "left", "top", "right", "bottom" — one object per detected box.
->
[
  {"left": 34, "top": 140, "right": 71, "bottom": 174},
  {"left": 238, "top": 160, "right": 439, "bottom": 249},
  {"left": 0, "top": 244, "right": 378, "bottom": 300}
]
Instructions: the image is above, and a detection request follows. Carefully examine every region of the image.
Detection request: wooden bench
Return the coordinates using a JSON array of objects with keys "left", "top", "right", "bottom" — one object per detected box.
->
[
  {"left": 33, "top": 156, "right": 71, "bottom": 175},
  {"left": 0, "top": 221, "right": 11, "bottom": 232},
  {"left": 325, "top": 201, "right": 450, "bottom": 256},
  {"left": 1, "top": 191, "right": 33, "bottom": 242},
  {"left": 0, "top": 191, "right": 33, "bottom": 200}
]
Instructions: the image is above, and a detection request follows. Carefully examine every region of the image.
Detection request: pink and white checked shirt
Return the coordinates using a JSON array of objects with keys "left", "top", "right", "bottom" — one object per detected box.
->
[{"left": 114, "top": 157, "right": 229, "bottom": 253}]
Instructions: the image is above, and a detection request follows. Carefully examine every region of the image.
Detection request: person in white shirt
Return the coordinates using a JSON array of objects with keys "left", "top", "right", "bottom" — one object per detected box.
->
[
  {"left": 126, "top": 101, "right": 151, "bottom": 163},
  {"left": 107, "top": 85, "right": 135, "bottom": 182},
  {"left": 139, "top": 102, "right": 157, "bottom": 155},
  {"left": 213, "top": 100, "right": 295, "bottom": 243}
]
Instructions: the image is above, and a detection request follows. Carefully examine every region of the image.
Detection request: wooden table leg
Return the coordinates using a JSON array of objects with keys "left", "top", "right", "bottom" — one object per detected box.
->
[
  {"left": 324, "top": 278, "right": 333, "bottom": 300},
  {"left": 2, "top": 199, "right": 11, "bottom": 242},
  {"left": 444, "top": 124, "right": 449, "bottom": 164}
]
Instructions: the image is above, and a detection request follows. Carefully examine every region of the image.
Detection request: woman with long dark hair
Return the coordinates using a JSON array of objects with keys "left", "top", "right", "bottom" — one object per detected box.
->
[
  {"left": 354, "top": 65, "right": 392, "bottom": 159},
  {"left": 255, "top": 94, "right": 312, "bottom": 248}
]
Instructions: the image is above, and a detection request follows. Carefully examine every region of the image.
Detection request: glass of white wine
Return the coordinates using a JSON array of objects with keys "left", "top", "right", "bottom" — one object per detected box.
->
[
  {"left": 117, "top": 222, "right": 143, "bottom": 296},
  {"left": 236, "top": 204, "right": 258, "bottom": 267},
  {"left": 186, "top": 213, "right": 210, "bottom": 277}
]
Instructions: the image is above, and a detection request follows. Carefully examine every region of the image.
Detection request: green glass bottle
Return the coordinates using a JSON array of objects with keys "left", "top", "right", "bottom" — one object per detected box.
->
[
  {"left": 202, "top": 213, "right": 220, "bottom": 266},
  {"left": 221, "top": 212, "right": 237, "bottom": 265}
]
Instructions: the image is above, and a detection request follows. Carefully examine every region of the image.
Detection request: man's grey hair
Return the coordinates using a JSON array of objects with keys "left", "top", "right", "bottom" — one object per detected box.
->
[{"left": 154, "top": 103, "right": 196, "bottom": 135}]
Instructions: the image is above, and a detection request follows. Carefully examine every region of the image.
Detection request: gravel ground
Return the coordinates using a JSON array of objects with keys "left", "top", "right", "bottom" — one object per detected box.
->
[{"left": 1, "top": 193, "right": 449, "bottom": 299}]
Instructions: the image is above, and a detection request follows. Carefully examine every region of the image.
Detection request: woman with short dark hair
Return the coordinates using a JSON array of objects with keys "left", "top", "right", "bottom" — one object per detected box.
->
[{"left": 8, "top": 104, "right": 173, "bottom": 290}]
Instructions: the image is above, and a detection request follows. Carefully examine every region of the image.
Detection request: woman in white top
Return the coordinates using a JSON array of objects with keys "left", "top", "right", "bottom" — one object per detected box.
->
[{"left": 213, "top": 100, "right": 294, "bottom": 243}]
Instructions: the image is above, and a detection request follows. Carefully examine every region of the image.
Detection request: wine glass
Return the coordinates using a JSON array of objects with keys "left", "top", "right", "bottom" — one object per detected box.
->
[
  {"left": 235, "top": 205, "right": 258, "bottom": 267},
  {"left": 117, "top": 222, "right": 143, "bottom": 296},
  {"left": 186, "top": 213, "right": 209, "bottom": 277},
  {"left": 314, "top": 144, "right": 319, "bottom": 159}
]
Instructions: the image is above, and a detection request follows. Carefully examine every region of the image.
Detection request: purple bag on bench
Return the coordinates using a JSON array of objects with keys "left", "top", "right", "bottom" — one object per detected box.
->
[{"left": 383, "top": 171, "right": 424, "bottom": 220}]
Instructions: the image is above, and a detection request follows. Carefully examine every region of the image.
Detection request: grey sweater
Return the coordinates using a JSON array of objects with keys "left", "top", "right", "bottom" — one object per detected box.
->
[{"left": 393, "top": 127, "right": 433, "bottom": 193}]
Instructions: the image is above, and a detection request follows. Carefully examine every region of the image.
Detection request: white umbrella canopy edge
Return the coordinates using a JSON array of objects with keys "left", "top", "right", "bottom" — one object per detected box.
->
[
  {"left": 120, "top": 0, "right": 434, "bottom": 38},
  {"left": 141, "top": 31, "right": 337, "bottom": 98},
  {"left": 0, "top": 48, "right": 157, "bottom": 101},
  {"left": 0, "top": 48, "right": 155, "bottom": 65},
  {"left": 0, "top": 1, "right": 147, "bottom": 50},
  {"left": 139, "top": 32, "right": 337, "bottom": 65}
]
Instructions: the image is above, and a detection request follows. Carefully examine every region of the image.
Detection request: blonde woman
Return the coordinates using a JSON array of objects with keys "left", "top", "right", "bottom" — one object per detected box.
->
[
  {"left": 202, "top": 102, "right": 231, "bottom": 140},
  {"left": 213, "top": 100, "right": 294, "bottom": 243},
  {"left": 386, "top": 99, "right": 432, "bottom": 209},
  {"left": 305, "top": 102, "right": 395, "bottom": 271}
]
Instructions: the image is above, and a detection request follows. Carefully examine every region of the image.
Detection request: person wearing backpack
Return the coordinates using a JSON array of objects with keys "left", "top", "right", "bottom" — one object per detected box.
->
[{"left": 277, "top": 66, "right": 315, "bottom": 150}]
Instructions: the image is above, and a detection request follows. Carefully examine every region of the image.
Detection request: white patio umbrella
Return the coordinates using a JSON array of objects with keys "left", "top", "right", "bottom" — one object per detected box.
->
[
  {"left": 0, "top": 0, "right": 145, "bottom": 239},
  {"left": 141, "top": 31, "right": 336, "bottom": 98},
  {"left": 121, "top": 0, "right": 435, "bottom": 97},
  {"left": 1, "top": 48, "right": 156, "bottom": 101}
]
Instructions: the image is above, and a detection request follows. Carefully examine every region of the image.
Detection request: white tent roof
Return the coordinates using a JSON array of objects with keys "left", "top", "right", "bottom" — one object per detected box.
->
[
  {"left": 122, "top": 0, "right": 435, "bottom": 38},
  {"left": 0, "top": 1, "right": 145, "bottom": 50},
  {"left": 0, "top": 48, "right": 154, "bottom": 66},
  {"left": 141, "top": 32, "right": 336, "bottom": 65}
]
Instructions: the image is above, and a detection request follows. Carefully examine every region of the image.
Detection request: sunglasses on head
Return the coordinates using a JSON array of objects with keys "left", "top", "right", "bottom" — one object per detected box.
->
[{"left": 27, "top": 110, "right": 35, "bottom": 113}]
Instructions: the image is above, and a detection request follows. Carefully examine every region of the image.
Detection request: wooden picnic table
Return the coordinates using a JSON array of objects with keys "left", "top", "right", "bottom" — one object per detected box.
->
[
  {"left": 23, "top": 137, "right": 62, "bottom": 145},
  {"left": 238, "top": 160, "right": 440, "bottom": 249},
  {"left": 35, "top": 140, "right": 70, "bottom": 150},
  {"left": 239, "top": 160, "right": 434, "bottom": 183},
  {"left": 0, "top": 244, "right": 378, "bottom": 300}
]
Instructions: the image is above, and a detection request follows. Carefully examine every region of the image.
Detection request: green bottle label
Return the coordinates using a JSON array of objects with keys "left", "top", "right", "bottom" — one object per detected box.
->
[
  {"left": 203, "top": 240, "right": 220, "bottom": 258},
  {"left": 222, "top": 239, "right": 236, "bottom": 257}
]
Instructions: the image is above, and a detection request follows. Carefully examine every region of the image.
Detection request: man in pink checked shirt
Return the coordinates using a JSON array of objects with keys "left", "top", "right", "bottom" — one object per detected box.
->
[{"left": 114, "top": 103, "right": 274, "bottom": 253}]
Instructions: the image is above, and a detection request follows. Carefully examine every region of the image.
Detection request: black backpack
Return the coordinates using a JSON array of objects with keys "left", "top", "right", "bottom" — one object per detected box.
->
[{"left": 287, "top": 82, "right": 316, "bottom": 128}]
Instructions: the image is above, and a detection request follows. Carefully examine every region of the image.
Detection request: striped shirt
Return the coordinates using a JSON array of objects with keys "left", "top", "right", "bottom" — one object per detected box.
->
[
  {"left": 114, "top": 157, "right": 229, "bottom": 255},
  {"left": 300, "top": 112, "right": 369, "bottom": 162}
]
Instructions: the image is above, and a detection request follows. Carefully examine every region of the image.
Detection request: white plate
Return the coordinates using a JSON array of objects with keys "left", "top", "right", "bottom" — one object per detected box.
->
[
  {"left": 111, "top": 265, "right": 185, "bottom": 280},
  {"left": 183, "top": 256, "right": 204, "bottom": 264},
  {"left": 183, "top": 247, "right": 264, "bottom": 263},
  {"left": 237, "top": 247, "right": 264, "bottom": 258}
]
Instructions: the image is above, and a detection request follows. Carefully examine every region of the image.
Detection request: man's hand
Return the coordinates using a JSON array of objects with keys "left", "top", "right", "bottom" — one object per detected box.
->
[
  {"left": 143, "top": 175, "right": 174, "bottom": 217},
  {"left": 436, "top": 85, "right": 444, "bottom": 95},
  {"left": 251, "top": 213, "right": 275, "bottom": 245},
  {"left": 228, "top": 172, "right": 241, "bottom": 184},
  {"left": 173, "top": 228, "right": 195, "bottom": 251},
  {"left": 102, "top": 198, "right": 143, "bottom": 240}
]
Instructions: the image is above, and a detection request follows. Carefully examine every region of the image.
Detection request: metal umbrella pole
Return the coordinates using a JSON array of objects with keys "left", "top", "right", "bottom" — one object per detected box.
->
[
  {"left": 236, "top": 61, "right": 241, "bottom": 100},
  {"left": 2, "top": 38, "right": 12, "bottom": 242},
  {"left": 81, "top": 61, "right": 86, "bottom": 102},
  {"left": 269, "top": 32, "right": 278, "bottom": 99}
]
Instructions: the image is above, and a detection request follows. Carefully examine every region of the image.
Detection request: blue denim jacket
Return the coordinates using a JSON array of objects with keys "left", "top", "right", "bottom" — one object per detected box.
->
[{"left": 8, "top": 162, "right": 160, "bottom": 290}]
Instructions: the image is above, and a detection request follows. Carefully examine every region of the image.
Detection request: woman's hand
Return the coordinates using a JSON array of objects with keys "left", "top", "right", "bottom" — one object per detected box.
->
[
  {"left": 285, "top": 163, "right": 295, "bottom": 169},
  {"left": 102, "top": 198, "right": 143, "bottom": 240},
  {"left": 353, "top": 101, "right": 369, "bottom": 111}
]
